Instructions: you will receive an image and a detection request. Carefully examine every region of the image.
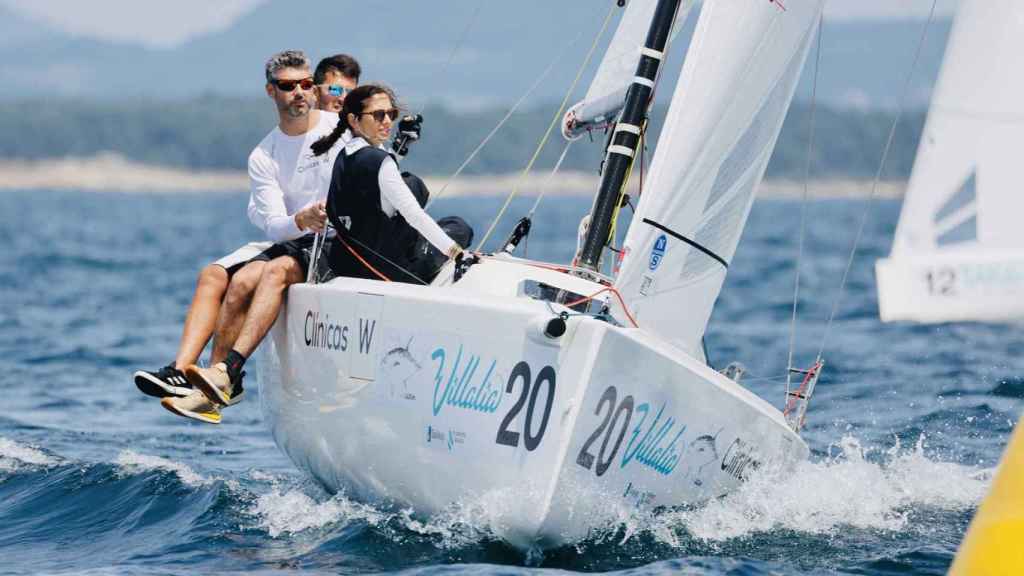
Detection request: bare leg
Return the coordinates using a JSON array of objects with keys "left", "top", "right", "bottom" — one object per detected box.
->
[
  {"left": 231, "top": 256, "right": 304, "bottom": 358},
  {"left": 174, "top": 264, "right": 229, "bottom": 369},
  {"left": 210, "top": 260, "right": 266, "bottom": 364}
]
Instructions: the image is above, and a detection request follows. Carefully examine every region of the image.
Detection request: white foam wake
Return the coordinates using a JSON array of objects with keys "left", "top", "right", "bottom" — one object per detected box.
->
[
  {"left": 115, "top": 450, "right": 211, "bottom": 487},
  {"left": 652, "top": 435, "right": 991, "bottom": 544},
  {"left": 250, "top": 489, "right": 388, "bottom": 538},
  {"left": 0, "top": 437, "right": 58, "bottom": 472}
]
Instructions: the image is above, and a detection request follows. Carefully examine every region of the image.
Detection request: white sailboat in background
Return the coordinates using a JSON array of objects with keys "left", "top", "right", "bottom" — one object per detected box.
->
[
  {"left": 260, "top": 0, "right": 824, "bottom": 548},
  {"left": 876, "top": 0, "right": 1024, "bottom": 324}
]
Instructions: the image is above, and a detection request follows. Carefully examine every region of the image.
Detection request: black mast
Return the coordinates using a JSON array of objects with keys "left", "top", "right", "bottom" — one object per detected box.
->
[{"left": 578, "top": 0, "right": 681, "bottom": 272}]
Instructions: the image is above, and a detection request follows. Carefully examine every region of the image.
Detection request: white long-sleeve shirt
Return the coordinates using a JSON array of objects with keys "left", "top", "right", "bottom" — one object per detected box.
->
[
  {"left": 344, "top": 136, "right": 458, "bottom": 256},
  {"left": 247, "top": 111, "right": 345, "bottom": 242}
]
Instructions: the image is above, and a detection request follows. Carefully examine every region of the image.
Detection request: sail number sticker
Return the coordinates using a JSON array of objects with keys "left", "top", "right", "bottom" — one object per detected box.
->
[
  {"left": 576, "top": 385, "right": 685, "bottom": 477},
  {"left": 495, "top": 361, "right": 556, "bottom": 451}
]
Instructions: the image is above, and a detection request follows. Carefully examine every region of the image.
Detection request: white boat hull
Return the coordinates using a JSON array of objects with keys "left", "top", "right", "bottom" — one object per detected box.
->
[
  {"left": 876, "top": 250, "right": 1024, "bottom": 323},
  {"left": 259, "top": 259, "right": 807, "bottom": 548}
]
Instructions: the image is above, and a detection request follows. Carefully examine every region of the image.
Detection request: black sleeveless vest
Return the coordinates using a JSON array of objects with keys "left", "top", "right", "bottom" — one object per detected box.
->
[{"left": 326, "top": 146, "right": 424, "bottom": 283}]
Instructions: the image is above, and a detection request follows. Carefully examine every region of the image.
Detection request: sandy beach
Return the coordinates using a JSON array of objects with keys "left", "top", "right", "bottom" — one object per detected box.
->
[{"left": 0, "top": 153, "right": 905, "bottom": 198}]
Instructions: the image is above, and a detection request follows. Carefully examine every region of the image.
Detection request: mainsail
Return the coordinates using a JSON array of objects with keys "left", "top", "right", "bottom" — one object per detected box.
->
[
  {"left": 562, "top": 0, "right": 693, "bottom": 140},
  {"left": 889, "top": 0, "right": 1024, "bottom": 256},
  {"left": 612, "top": 0, "right": 823, "bottom": 355}
]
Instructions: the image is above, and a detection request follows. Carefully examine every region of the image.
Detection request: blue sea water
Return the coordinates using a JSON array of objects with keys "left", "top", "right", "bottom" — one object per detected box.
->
[{"left": 0, "top": 189, "right": 1018, "bottom": 575}]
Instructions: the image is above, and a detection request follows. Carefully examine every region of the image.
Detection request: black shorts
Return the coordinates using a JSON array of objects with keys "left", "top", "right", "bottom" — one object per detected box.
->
[{"left": 253, "top": 235, "right": 334, "bottom": 282}]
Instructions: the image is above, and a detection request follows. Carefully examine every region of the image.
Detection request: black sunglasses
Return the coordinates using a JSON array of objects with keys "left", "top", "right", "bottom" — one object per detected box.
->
[
  {"left": 271, "top": 77, "right": 314, "bottom": 92},
  {"left": 359, "top": 108, "right": 400, "bottom": 123}
]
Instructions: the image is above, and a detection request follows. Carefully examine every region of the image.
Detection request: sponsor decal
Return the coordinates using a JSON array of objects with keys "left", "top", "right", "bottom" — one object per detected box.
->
[
  {"left": 426, "top": 425, "right": 466, "bottom": 452},
  {"left": 380, "top": 337, "right": 422, "bottom": 400},
  {"left": 358, "top": 318, "right": 376, "bottom": 354},
  {"left": 622, "top": 482, "right": 656, "bottom": 508},
  {"left": 639, "top": 275, "right": 654, "bottom": 296},
  {"left": 620, "top": 402, "right": 685, "bottom": 476},
  {"left": 924, "top": 261, "right": 1024, "bottom": 296},
  {"left": 686, "top": 430, "right": 722, "bottom": 487},
  {"left": 575, "top": 387, "right": 686, "bottom": 478},
  {"left": 721, "top": 438, "right": 762, "bottom": 481},
  {"left": 304, "top": 310, "right": 349, "bottom": 351},
  {"left": 648, "top": 234, "right": 667, "bottom": 271},
  {"left": 448, "top": 430, "right": 466, "bottom": 451},
  {"left": 430, "top": 345, "right": 502, "bottom": 417},
  {"left": 427, "top": 425, "right": 444, "bottom": 444}
]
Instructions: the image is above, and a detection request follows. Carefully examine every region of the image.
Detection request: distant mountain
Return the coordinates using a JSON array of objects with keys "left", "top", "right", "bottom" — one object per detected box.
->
[
  {"left": 0, "top": 4, "right": 61, "bottom": 48},
  {"left": 0, "top": 1, "right": 951, "bottom": 110}
]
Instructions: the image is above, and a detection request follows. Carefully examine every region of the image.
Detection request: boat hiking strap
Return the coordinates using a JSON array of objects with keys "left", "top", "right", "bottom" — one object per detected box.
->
[
  {"left": 428, "top": 25, "right": 588, "bottom": 209},
  {"left": 786, "top": 11, "right": 823, "bottom": 399},
  {"left": 816, "top": 0, "right": 939, "bottom": 361},
  {"left": 476, "top": 2, "right": 620, "bottom": 251},
  {"left": 641, "top": 218, "right": 727, "bottom": 269}
]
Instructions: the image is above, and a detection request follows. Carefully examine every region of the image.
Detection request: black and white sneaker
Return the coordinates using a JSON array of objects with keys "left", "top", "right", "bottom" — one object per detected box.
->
[{"left": 134, "top": 364, "right": 193, "bottom": 398}]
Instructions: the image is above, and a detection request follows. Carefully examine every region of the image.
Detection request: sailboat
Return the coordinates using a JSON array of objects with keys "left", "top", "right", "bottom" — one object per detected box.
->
[
  {"left": 259, "top": 0, "right": 824, "bottom": 548},
  {"left": 875, "top": 0, "right": 1024, "bottom": 323}
]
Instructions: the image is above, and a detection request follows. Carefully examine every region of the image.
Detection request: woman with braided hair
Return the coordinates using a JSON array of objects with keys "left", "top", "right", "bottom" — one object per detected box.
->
[{"left": 314, "top": 84, "right": 467, "bottom": 283}]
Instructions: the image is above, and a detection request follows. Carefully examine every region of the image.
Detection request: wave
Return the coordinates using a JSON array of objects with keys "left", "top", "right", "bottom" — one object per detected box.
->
[
  {"left": 249, "top": 488, "right": 387, "bottom": 538},
  {"left": 114, "top": 449, "right": 214, "bottom": 488},
  {"left": 649, "top": 435, "right": 988, "bottom": 544},
  {"left": 0, "top": 436, "right": 59, "bottom": 473}
]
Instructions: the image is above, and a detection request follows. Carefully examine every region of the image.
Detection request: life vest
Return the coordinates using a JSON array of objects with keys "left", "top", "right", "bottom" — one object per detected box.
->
[{"left": 325, "top": 146, "right": 425, "bottom": 283}]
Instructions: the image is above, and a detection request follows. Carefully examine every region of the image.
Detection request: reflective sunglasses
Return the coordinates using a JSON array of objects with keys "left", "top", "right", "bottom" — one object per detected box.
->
[
  {"left": 359, "top": 108, "right": 400, "bottom": 123},
  {"left": 271, "top": 77, "right": 315, "bottom": 92},
  {"left": 324, "top": 84, "right": 348, "bottom": 97}
]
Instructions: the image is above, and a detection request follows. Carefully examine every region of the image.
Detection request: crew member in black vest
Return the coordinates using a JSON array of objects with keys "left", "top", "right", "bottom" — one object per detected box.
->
[{"left": 311, "top": 84, "right": 464, "bottom": 282}]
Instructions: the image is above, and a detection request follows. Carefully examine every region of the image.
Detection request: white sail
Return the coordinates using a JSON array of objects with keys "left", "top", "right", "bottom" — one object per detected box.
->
[
  {"left": 562, "top": 0, "right": 693, "bottom": 140},
  {"left": 876, "top": 0, "right": 1024, "bottom": 323},
  {"left": 612, "top": 0, "right": 823, "bottom": 355},
  {"left": 890, "top": 0, "right": 1024, "bottom": 255}
]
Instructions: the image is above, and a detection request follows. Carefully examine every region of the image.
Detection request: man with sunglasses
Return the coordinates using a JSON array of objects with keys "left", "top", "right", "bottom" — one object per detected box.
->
[
  {"left": 137, "top": 50, "right": 358, "bottom": 424},
  {"left": 313, "top": 53, "right": 360, "bottom": 113}
]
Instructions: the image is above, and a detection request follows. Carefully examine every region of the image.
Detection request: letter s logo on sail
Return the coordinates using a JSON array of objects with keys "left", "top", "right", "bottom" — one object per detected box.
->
[{"left": 649, "top": 235, "right": 667, "bottom": 271}]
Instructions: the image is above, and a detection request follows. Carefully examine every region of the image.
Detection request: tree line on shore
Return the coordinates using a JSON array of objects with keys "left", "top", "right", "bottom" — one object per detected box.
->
[{"left": 0, "top": 97, "right": 924, "bottom": 179}]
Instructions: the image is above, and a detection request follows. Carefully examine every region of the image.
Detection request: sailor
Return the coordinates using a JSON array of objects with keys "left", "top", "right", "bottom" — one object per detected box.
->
[
  {"left": 317, "top": 84, "right": 468, "bottom": 282},
  {"left": 143, "top": 50, "right": 357, "bottom": 423},
  {"left": 313, "top": 53, "right": 360, "bottom": 114},
  {"left": 179, "top": 84, "right": 469, "bottom": 417}
]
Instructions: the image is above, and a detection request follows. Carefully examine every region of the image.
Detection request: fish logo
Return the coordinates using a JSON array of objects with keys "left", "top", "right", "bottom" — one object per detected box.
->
[{"left": 649, "top": 234, "right": 667, "bottom": 271}]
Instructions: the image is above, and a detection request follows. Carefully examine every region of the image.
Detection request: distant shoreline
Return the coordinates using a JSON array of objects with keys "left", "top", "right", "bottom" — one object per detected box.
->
[{"left": 0, "top": 153, "right": 905, "bottom": 198}]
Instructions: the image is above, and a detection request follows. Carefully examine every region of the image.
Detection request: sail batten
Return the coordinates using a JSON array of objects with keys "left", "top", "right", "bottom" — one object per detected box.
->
[{"left": 611, "top": 0, "right": 824, "bottom": 354}]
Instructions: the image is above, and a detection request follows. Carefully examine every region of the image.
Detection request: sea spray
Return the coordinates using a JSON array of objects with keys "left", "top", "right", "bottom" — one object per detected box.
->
[{"left": 656, "top": 435, "right": 991, "bottom": 543}]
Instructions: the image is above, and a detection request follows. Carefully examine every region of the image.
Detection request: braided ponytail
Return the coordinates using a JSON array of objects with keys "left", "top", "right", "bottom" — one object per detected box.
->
[{"left": 312, "top": 116, "right": 346, "bottom": 156}]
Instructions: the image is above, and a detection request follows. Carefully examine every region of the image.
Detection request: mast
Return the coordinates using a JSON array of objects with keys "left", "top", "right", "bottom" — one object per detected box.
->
[{"left": 578, "top": 0, "right": 682, "bottom": 272}]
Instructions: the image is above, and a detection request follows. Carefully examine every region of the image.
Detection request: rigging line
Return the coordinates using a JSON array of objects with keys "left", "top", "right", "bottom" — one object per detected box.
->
[
  {"left": 341, "top": 234, "right": 431, "bottom": 286},
  {"left": 816, "top": 0, "right": 939, "bottom": 361},
  {"left": 476, "top": 1, "right": 620, "bottom": 251},
  {"left": 786, "top": 10, "right": 824, "bottom": 399},
  {"left": 528, "top": 139, "right": 575, "bottom": 218},
  {"left": 427, "top": 28, "right": 587, "bottom": 209},
  {"left": 413, "top": 3, "right": 484, "bottom": 117}
]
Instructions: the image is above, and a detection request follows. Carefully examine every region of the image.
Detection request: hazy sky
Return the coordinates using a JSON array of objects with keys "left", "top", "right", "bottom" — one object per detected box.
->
[{"left": 2, "top": 0, "right": 960, "bottom": 48}]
